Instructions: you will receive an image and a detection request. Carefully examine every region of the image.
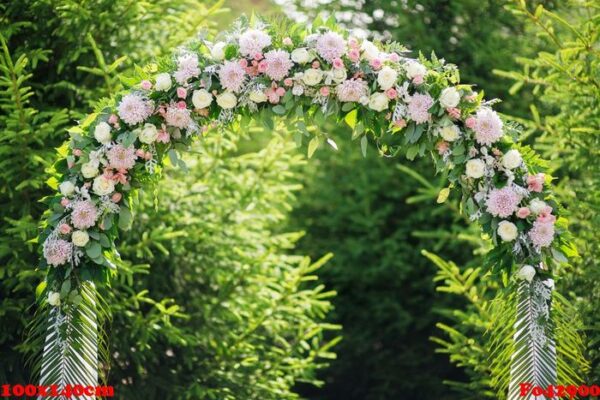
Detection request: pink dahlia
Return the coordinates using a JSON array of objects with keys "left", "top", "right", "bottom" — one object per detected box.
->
[
  {"left": 529, "top": 220, "right": 555, "bottom": 248},
  {"left": 263, "top": 50, "right": 293, "bottom": 81},
  {"left": 316, "top": 31, "right": 346, "bottom": 63},
  {"left": 117, "top": 94, "right": 153, "bottom": 126},
  {"left": 239, "top": 29, "right": 272, "bottom": 57},
  {"left": 408, "top": 93, "right": 434, "bottom": 124},
  {"left": 71, "top": 200, "right": 98, "bottom": 230},
  {"left": 336, "top": 78, "right": 368, "bottom": 102},
  {"left": 44, "top": 239, "right": 72, "bottom": 266},
  {"left": 165, "top": 104, "right": 192, "bottom": 129},
  {"left": 473, "top": 108, "right": 503, "bottom": 146},
  {"left": 219, "top": 61, "right": 246, "bottom": 92},
  {"left": 486, "top": 187, "right": 521, "bottom": 218},
  {"left": 107, "top": 144, "right": 137, "bottom": 170},
  {"left": 174, "top": 53, "right": 200, "bottom": 84}
]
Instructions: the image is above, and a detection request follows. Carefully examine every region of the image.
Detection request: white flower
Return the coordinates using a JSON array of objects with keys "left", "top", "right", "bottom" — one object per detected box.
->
[
  {"left": 330, "top": 68, "right": 347, "bottom": 83},
  {"left": 302, "top": 69, "right": 323, "bottom": 86},
  {"left": 211, "top": 42, "right": 226, "bottom": 60},
  {"left": 249, "top": 90, "right": 267, "bottom": 103},
  {"left": 368, "top": 92, "right": 389, "bottom": 112},
  {"left": 439, "top": 87, "right": 460, "bottom": 108},
  {"left": 48, "top": 291, "right": 61, "bottom": 306},
  {"left": 291, "top": 48, "right": 311, "bottom": 64},
  {"left": 192, "top": 89, "right": 213, "bottom": 109},
  {"left": 72, "top": 230, "right": 90, "bottom": 247},
  {"left": 154, "top": 73, "right": 172, "bottom": 91},
  {"left": 139, "top": 123, "right": 158, "bottom": 144},
  {"left": 292, "top": 85, "right": 304, "bottom": 96},
  {"left": 361, "top": 40, "right": 380, "bottom": 61},
  {"left": 81, "top": 162, "right": 99, "bottom": 179},
  {"left": 405, "top": 61, "right": 427, "bottom": 79},
  {"left": 465, "top": 159, "right": 485, "bottom": 179},
  {"left": 516, "top": 265, "right": 536, "bottom": 282},
  {"left": 239, "top": 29, "right": 272, "bottom": 57},
  {"left": 529, "top": 199, "right": 547, "bottom": 214},
  {"left": 502, "top": 149, "right": 522, "bottom": 170},
  {"left": 439, "top": 124, "right": 461, "bottom": 142},
  {"left": 497, "top": 221, "right": 518, "bottom": 242},
  {"left": 59, "top": 181, "right": 75, "bottom": 196},
  {"left": 359, "top": 96, "right": 369, "bottom": 106},
  {"left": 216, "top": 92, "right": 237, "bottom": 109},
  {"left": 377, "top": 66, "right": 398, "bottom": 90},
  {"left": 93, "top": 175, "right": 115, "bottom": 196},
  {"left": 94, "top": 122, "right": 112, "bottom": 144}
]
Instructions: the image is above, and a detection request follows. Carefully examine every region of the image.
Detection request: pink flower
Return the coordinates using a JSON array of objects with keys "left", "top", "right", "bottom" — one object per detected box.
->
[
  {"left": 219, "top": 61, "right": 246, "bottom": 93},
  {"left": 254, "top": 52, "right": 263, "bottom": 61},
  {"left": 388, "top": 53, "right": 400, "bottom": 62},
  {"left": 111, "top": 192, "right": 122, "bottom": 203},
  {"left": 348, "top": 37, "right": 359, "bottom": 49},
  {"left": 336, "top": 78, "right": 368, "bottom": 102},
  {"left": 412, "top": 75, "right": 424, "bottom": 85},
  {"left": 275, "top": 87, "right": 286, "bottom": 96},
  {"left": 43, "top": 239, "right": 72, "bottom": 266},
  {"left": 266, "top": 87, "right": 280, "bottom": 104},
  {"left": 239, "top": 29, "right": 272, "bottom": 57},
  {"left": 465, "top": 117, "right": 476, "bottom": 129},
  {"left": 394, "top": 118, "right": 407, "bottom": 129},
  {"left": 157, "top": 128, "right": 170, "bottom": 143},
  {"left": 59, "top": 223, "right": 72, "bottom": 235},
  {"left": 316, "top": 31, "right": 346, "bottom": 62},
  {"left": 141, "top": 80, "right": 152, "bottom": 90},
  {"left": 177, "top": 101, "right": 187, "bottom": 109},
  {"left": 107, "top": 144, "right": 137, "bottom": 170},
  {"left": 370, "top": 58, "right": 382, "bottom": 70},
  {"left": 312, "top": 61, "right": 320, "bottom": 69},
  {"left": 117, "top": 94, "right": 153, "bottom": 126},
  {"left": 264, "top": 50, "right": 293, "bottom": 81},
  {"left": 446, "top": 107, "right": 461, "bottom": 119},
  {"left": 135, "top": 149, "right": 145, "bottom": 158},
  {"left": 407, "top": 93, "right": 434, "bottom": 124},
  {"left": 283, "top": 37, "right": 293, "bottom": 46},
  {"left": 284, "top": 78, "right": 293, "bottom": 87},
  {"left": 517, "top": 207, "right": 531, "bottom": 219},
  {"left": 177, "top": 87, "right": 187, "bottom": 99},
  {"left": 473, "top": 108, "right": 503, "bottom": 146},
  {"left": 108, "top": 114, "right": 119, "bottom": 125},
  {"left": 348, "top": 49, "right": 360, "bottom": 63},
  {"left": 60, "top": 198, "right": 70, "bottom": 207},
  {"left": 73, "top": 149, "right": 82, "bottom": 157},
  {"left": 537, "top": 206, "right": 556, "bottom": 223},
  {"left": 486, "top": 187, "right": 521, "bottom": 218},
  {"left": 333, "top": 58, "right": 344, "bottom": 69},
  {"left": 165, "top": 103, "right": 192, "bottom": 129},
  {"left": 144, "top": 151, "right": 153, "bottom": 161},
  {"left": 385, "top": 88, "right": 398, "bottom": 99},
  {"left": 174, "top": 53, "right": 200, "bottom": 84},
  {"left": 437, "top": 140, "right": 450, "bottom": 155},
  {"left": 71, "top": 200, "right": 98, "bottom": 230},
  {"left": 238, "top": 58, "right": 248, "bottom": 68},
  {"left": 258, "top": 60, "right": 268, "bottom": 73},
  {"left": 527, "top": 173, "right": 545, "bottom": 193},
  {"left": 529, "top": 220, "right": 555, "bottom": 248},
  {"left": 320, "top": 86, "right": 330, "bottom": 96}
]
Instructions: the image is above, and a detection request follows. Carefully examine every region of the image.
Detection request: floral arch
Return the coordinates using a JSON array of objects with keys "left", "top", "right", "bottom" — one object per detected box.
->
[{"left": 34, "top": 15, "right": 575, "bottom": 399}]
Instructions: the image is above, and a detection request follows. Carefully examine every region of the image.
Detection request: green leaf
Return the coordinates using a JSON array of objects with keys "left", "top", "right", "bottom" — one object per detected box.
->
[
  {"left": 360, "top": 135, "right": 368, "bottom": 157},
  {"left": 118, "top": 206, "right": 133, "bottom": 230},
  {"left": 272, "top": 105, "right": 286, "bottom": 115},
  {"left": 85, "top": 241, "right": 102, "bottom": 259},
  {"left": 307, "top": 137, "right": 320, "bottom": 158}
]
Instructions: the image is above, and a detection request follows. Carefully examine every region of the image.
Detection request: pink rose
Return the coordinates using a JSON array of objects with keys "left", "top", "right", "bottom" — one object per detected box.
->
[
  {"left": 108, "top": 114, "right": 119, "bottom": 125},
  {"left": 141, "top": 80, "right": 152, "bottom": 90},
  {"left": 136, "top": 149, "right": 145, "bottom": 158},
  {"left": 412, "top": 75, "right": 424, "bottom": 85},
  {"left": 283, "top": 37, "right": 293, "bottom": 46},
  {"left": 320, "top": 86, "right": 330, "bottom": 96},
  {"left": 527, "top": 173, "right": 545, "bottom": 193},
  {"left": 177, "top": 87, "right": 187, "bottom": 99},
  {"left": 348, "top": 38, "right": 359, "bottom": 49},
  {"left": 176, "top": 101, "right": 187, "bottom": 109},
  {"left": 60, "top": 198, "right": 70, "bottom": 207},
  {"left": 446, "top": 107, "right": 461, "bottom": 120},
  {"left": 59, "top": 223, "right": 72, "bottom": 235},
  {"left": 258, "top": 60, "right": 268, "bottom": 73},
  {"left": 284, "top": 78, "right": 293, "bottom": 87},
  {"left": 333, "top": 58, "right": 344, "bottom": 69},
  {"left": 312, "top": 61, "right": 320, "bottom": 69},
  {"left": 388, "top": 53, "right": 400, "bottom": 62},
  {"left": 111, "top": 192, "right": 122, "bottom": 203},
  {"left": 239, "top": 58, "right": 248, "bottom": 68},
  {"left": 517, "top": 207, "right": 531, "bottom": 219},
  {"left": 370, "top": 58, "right": 382, "bottom": 70},
  {"left": 465, "top": 117, "right": 477, "bottom": 129},
  {"left": 348, "top": 49, "right": 360, "bottom": 63},
  {"left": 385, "top": 88, "right": 398, "bottom": 99},
  {"left": 73, "top": 149, "right": 82, "bottom": 157},
  {"left": 275, "top": 87, "right": 286, "bottom": 97},
  {"left": 254, "top": 53, "right": 263, "bottom": 61}
]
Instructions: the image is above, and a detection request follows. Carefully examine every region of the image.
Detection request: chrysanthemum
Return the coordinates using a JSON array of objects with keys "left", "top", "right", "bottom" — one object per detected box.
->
[
  {"left": 316, "top": 31, "right": 346, "bottom": 63},
  {"left": 219, "top": 61, "right": 246, "bottom": 92},
  {"left": 486, "top": 187, "right": 521, "bottom": 218},
  {"left": 107, "top": 144, "right": 137, "bottom": 170},
  {"left": 473, "top": 108, "right": 503, "bottom": 146},
  {"left": 117, "top": 94, "right": 153, "bottom": 126},
  {"left": 407, "top": 93, "right": 433, "bottom": 124},
  {"left": 263, "top": 50, "right": 293, "bottom": 81},
  {"left": 529, "top": 220, "right": 555, "bottom": 248},
  {"left": 71, "top": 200, "right": 98, "bottom": 230},
  {"left": 239, "top": 29, "right": 272, "bottom": 57},
  {"left": 43, "top": 239, "right": 73, "bottom": 266},
  {"left": 336, "top": 78, "right": 368, "bottom": 102},
  {"left": 165, "top": 104, "right": 192, "bottom": 129},
  {"left": 174, "top": 53, "right": 200, "bottom": 84}
]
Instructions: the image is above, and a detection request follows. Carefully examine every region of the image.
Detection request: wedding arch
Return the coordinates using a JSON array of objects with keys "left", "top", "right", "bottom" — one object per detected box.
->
[{"left": 33, "top": 15, "right": 576, "bottom": 399}]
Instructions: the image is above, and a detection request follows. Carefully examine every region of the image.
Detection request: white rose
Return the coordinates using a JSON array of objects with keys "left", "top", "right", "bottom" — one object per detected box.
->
[
  {"left": 94, "top": 122, "right": 112, "bottom": 144},
  {"left": 291, "top": 48, "right": 311, "bottom": 64},
  {"left": 529, "top": 199, "right": 547, "bottom": 214},
  {"left": 502, "top": 149, "right": 522, "bottom": 170},
  {"left": 377, "top": 66, "right": 398, "bottom": 90},
  {"left": 359, "top": 96, "right": 369, "bottom": 106},
  {"left": 516, "top": 265, "right": 536, "bottom": 283},
  {"left": 497, "top": 221, "right": 518, "bottom": 242},
  {"left": 154, "top": 73, "right": 172, "bottom": 91},
  {"left": 249, "top": 90, "right": 267, "bottom": 103},
  {"left": 72, "top": 230, "right": 90, "bottom": 247},
  {"left": 439, "top": 124, "right": 461, "bottom": 142},
  {"left": 439, "top": 87, "right": 460, "bottom": 108},
  {"left": 211, "top": 42, "right": 226, "bottom": 61},
  {"left": 48, "top": 291, "right": 61, "bottom": 306},
  {"left": 59, "top": 181, "right": 75, "bottom": 196},
  {"left": 405, "top": 61, "right": 427, "bottom": 79},
  {"left": 331, "top": 68, "right": 347, "bottom": 83},
  {"left": 302, "top": 69, "right": 323, "bottom": 86},
  {"left": 216, "top": 92, "right": 237, "bottom": 109},
  {"left": 292, "top": 85, "right": 304, "bottom": 96},
  {"left": 192, "top": 89, "right": 213, "bottom": 109},
  {"left": 465, "top": 159, "right": 485, "bottom": 179},
  {"left": 361, "top": 40, "right": 380, "bottom": 61},
  {"left": 138, "top": 123, "right": 158, "bottom": 144},
  {"left": 81, "top": 162, "right": 99, "bottom": 179},
  {"left": 93, "top": 175, "right": 115, "bottom": 196},
  {"left": 368, "top": 92, "right": 389, "bottom": 112}
]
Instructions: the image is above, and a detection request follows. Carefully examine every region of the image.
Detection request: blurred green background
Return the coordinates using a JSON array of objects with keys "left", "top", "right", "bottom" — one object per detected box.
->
[{"left": 1, "top": 0, "right": 597, "bottom": 399}]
